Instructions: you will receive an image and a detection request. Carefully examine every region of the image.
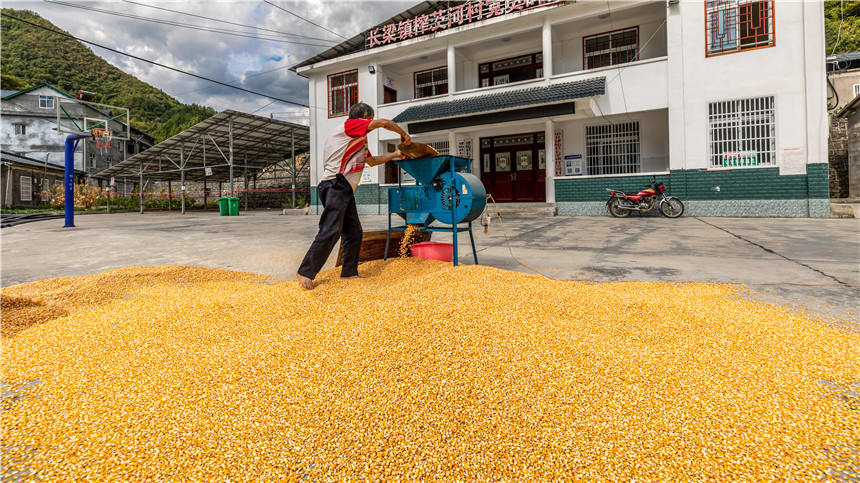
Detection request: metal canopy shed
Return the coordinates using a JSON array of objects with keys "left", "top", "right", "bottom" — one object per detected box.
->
[{"left": 98, "top": 109, "right": 309, "bottom": 187}]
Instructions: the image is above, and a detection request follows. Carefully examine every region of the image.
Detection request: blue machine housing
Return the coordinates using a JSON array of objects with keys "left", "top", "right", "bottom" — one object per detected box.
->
[
  {"left": 385, "top": 156, "right": 486, "bottom": 266},
  {"left": 388, "top": 158, "right": 486, "bottom": 227}
]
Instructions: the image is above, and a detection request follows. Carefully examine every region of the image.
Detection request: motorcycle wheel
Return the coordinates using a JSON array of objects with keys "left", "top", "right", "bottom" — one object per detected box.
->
[
  {"left": 608, "top": 198, "right": 631, "bottom": 218},
  {"left": 659, "top": 197, "right": 685, "bottom": 218}
]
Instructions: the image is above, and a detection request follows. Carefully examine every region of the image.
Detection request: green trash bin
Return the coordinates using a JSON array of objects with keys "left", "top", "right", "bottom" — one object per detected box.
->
[{"left": 218, "top": 197, "right": 240, "bottom": 216}]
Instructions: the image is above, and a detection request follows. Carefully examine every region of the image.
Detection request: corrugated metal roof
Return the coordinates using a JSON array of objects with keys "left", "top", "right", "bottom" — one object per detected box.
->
[
  {"left": 1, "top": 90, "right": 20, "bottom": 98},
  {"left": 1, "top": 83, "right": 74, "bottom": 100},
  {"left": 393, "top": 77, "right": 606, "bottom": 123},
  {"left": 827, "top": 51, "right": 860, "bottom": 62},
  {"left": 96, "top": 110, "right": 310, "bottom": 182},
  {"left": 835, "top": 93, "right": 860, "bottom": 119},
  {"left": 1, "top": 151, "right": 85, "bottom": 174}
]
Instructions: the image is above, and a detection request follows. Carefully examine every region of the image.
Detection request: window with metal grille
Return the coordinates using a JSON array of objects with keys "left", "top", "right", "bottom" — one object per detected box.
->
[
  {"left": 14, "top": 124, "right": 26, "bottom": 135},
  {"left": 583, "top": 27, "right": 639, "bottom": 70},
  {"left": 479, "top": 52, "right": 542, "bottom": 88},
  {"left": 328, "top": 70, "right": 358, "bottom": 117},
  {"left": 708, "top": 96, "right": 775, "bottom": 168},
  {"left": 585, "top": 122, "right": 640, "bottom": 175},
  {"left": 39, "top": 95, "right": 54, "bottom": 109},
  {"left": 854, "top": 84, "right": 860, "bottom": 99},
  {"left": 706, "top": 0, "right": 774, "bottom": 56},
  {"left": 20, "top": 176, "right": 32, "bottom": 201},
  {"left": 414, "top": 67, "right": 448, "bottom": 99}
]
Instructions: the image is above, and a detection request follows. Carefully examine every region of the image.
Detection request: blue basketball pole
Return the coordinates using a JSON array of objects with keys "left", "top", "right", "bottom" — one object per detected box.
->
[{"left": 64, "top": 133, "right": 90, "bottom": 228}]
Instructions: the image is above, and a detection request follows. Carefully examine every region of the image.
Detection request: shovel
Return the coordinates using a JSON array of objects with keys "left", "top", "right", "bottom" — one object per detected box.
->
[{"left": 397, "top": 141, "right": 439, "bottom": 159}]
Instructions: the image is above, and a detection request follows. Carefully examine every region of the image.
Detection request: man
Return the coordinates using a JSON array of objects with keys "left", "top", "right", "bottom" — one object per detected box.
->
[{"left": 296, "top": 102, "right": 411, "bottom": 290}]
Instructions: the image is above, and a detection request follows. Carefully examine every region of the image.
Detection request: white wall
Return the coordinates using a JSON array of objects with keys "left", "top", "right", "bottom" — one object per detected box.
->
[
  {"left": 554, "top": 109, "right": 669, "bottom": 174},
  {"left": 553, "top": 2, "right": 667, "bottom": 76},
  {"left": 668, "top": 0, "right": 827, "bottom": 171}
]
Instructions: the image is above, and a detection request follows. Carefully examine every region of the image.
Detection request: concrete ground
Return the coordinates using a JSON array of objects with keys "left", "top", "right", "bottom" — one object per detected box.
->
[{"left": 2, "top": 209, "right": 858, "bottom": 324}]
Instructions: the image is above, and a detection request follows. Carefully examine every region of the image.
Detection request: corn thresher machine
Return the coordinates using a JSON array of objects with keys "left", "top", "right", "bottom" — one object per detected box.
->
[{"left": 385, "top": 155, "right": 486, "bottom": 266}]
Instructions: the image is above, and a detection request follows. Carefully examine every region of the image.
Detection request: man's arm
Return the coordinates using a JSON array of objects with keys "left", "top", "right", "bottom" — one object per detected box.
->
[
  {"left": 365, "top": 150, "right": 403, "bottom": 167},
  {"left": 367, "top": 119, "right": 411, "bottom": 146}
]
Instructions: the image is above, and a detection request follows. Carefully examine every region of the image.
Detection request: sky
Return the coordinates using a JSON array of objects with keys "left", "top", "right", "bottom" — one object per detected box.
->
[{"left": 4, "top": 0, "right": 417, "bottom": 125}]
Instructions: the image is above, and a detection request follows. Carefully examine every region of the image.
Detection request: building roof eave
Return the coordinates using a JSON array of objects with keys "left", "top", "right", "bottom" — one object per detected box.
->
[{"left": 392, "top": 76, "right": 606, "bottom": 124}]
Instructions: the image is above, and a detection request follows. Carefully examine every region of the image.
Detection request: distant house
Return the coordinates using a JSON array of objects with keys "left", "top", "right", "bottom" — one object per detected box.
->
[
  {"left": 1, "top": 151, "right": 85, "bottom": 207},
  {"left": 827, "top": 52, "right": 860, "bottom": 111},
  {"left": 0, "top": 84, "right": 154, "bottom": 187},
  {"left": 834, "top": 95, "right": 860, "bottom": 199}
]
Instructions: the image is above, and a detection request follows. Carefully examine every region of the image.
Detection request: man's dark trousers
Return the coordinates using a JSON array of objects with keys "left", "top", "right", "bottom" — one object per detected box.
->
[{"left": 297, "top": 174, "right": 362, "bottom": 280}]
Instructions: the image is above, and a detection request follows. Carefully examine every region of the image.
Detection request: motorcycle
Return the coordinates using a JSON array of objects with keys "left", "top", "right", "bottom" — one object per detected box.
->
[{"left": 605, "top": 178, "right": 684, "bottom": 218}]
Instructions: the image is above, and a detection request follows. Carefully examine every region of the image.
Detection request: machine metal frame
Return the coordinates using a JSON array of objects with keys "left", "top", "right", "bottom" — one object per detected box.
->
[{"left": 384, "top": 155, "right": 480, "bottom": 267}]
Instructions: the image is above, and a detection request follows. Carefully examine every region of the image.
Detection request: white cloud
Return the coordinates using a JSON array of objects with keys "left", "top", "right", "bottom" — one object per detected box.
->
[{"left": 3, "top": 0, "right": 414, "bottom": 122}]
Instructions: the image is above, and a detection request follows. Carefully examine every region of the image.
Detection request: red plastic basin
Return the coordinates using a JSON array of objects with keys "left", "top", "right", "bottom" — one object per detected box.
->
[{"left": 410, "top": 241, "right": 453, "bottom": 262}]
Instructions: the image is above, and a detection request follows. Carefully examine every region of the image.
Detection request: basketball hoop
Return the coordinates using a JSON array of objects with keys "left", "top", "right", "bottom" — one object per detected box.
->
[{"left": 91, "top": 127, "right": 113, "bottom": 152}]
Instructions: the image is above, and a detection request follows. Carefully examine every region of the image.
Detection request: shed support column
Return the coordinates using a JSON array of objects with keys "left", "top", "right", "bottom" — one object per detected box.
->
[
  {"left": 180, "top": 141, "right": 186, "bottom": 215},
  {"left": 291, "top": 128, "right": 296, "bottom": 208},
  {"left": 228, "top": 116, "right": 234, "bottom": 196},
  {"left": 243, "top": 153, "right": 249, "bottom": 212},
  {"left": 542, "top": 17, "right": 553, "bottom": 79},
  {"left": 447, "top": 43, "right": 457, "bottom": 94},
  {"left": 139, "top": 160, "right": 144, "bottom": 214},
  {"left": 203, "top": 136, "right": 207, "bottom": 210},
  {"left": 168, "top": 180, "right": 172, "bottom": 211}
]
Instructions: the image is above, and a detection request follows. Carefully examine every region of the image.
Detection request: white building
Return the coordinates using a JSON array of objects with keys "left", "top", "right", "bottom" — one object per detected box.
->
[{"left": 292, "top": 0, "right": 829, "bottom": 217}]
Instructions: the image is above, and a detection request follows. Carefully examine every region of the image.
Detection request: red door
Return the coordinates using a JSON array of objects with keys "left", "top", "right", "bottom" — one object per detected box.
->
[{"left": 480, "top": 134, "right": 545, "bottom": 202}]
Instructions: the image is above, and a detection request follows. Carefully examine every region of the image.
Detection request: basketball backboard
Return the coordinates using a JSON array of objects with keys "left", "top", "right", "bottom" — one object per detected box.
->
[{"left": 57, "top": 97, "right": 130, "bottom": 140}]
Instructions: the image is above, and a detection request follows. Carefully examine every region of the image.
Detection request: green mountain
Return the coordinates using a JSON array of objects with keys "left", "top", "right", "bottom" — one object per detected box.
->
[
  {"left": 0, "top": 8, "right": 216, "bottom": 143},
  {"left": 825, "top": 1, "right": 860, "bottom": 55}
]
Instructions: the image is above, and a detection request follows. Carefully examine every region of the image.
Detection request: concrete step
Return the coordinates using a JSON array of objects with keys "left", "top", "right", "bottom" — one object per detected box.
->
[
  {"left": 830, "top": 199, "right": 859, "bottom": 218},
  {"left": 487, "top": 202, "right": 557, "bottom": 218}
]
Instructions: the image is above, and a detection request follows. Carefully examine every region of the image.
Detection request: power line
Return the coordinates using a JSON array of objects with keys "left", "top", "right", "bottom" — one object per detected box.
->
[
  {"left": 121, "top": 0, "right": 341, "bottom": 43},
  {"left": 43, "top": 0, "right": 335, "bottom": 47},
  {"left": 263, "top": 0, "right": 349, "bottom": 40},
  {"left": 174, "top": 64, "right": 292, "bottom": 96},
  {"left": 1, "top": 12, "right": 309, "bottom": 108}
]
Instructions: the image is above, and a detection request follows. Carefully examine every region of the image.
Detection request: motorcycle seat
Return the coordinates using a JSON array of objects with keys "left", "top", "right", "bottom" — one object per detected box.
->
[{"left": 607, "top": 189, "right": 643, "bottom": 199}]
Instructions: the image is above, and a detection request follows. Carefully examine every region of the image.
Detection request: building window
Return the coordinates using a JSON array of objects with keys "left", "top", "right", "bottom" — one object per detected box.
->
[
  {"left": 708, "top": 96, "right": 775, "bottom": 168},
  {"left": 854, "top": 84, "right": 860, "bottom": 99},
  {"left": 89, "top": 153, "right": 96, "bottom": 168},
  {"left": 706, "top": 1, "right": 774, "bottom": 56},
  {"left": 39, "top": 95, "right": 55, "bottom": 109},
  {"left": 586, "top": 122, "right": 640, "bottom": 175},
  {"left": 414, "top": 67, "right": 448, "bottom": 99},
  {"left": 14, "top": 124, "right": 26, "bottom": 135},
  {"left": 583, "top": 27, "right": 639, "bottom": 70},
  {"left": 479, "top": 52, "right": 542, "bottom": 88},
  {"left": 20, "top": 176, "right": 32, "bottom": 202},
  {"left": 328, "top": 70, "right": 358, "bottom": 117}
]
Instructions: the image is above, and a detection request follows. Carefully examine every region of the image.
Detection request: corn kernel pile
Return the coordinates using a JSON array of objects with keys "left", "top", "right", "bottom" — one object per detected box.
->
[
  {"left": 398, "top": 224, "right": 422, "bottom": 258},
  {"left": 2, "top": 261, "right": 858, "bottom": 481}
]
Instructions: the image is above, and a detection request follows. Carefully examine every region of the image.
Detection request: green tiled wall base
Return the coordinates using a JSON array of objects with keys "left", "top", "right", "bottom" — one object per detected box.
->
[
  {"left": 557, "top": 199, "right": 831, "bottom": 217},
  {"left": 555, "top": 164, "right": 830, "bottom": 217}
]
